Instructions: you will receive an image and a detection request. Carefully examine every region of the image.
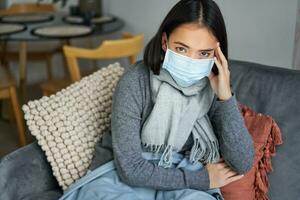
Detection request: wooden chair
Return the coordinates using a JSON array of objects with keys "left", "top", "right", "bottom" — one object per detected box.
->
[
  {"left": 0, "top": 66, "right": 27, "bottom": 146},
  {"left": 0, "top": 3, "right": 66, "bottom": 81},
  {"left": 40, "top": 33, "right": 144, "bottom": 96},
  {"left": 0, "top": 3, "right": 55, "bottom": 15}
]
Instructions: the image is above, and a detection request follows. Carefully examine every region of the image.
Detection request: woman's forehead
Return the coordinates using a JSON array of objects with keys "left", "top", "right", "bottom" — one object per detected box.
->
[{"left": 169, "top": 23, "right": 217, "bottom": 50}]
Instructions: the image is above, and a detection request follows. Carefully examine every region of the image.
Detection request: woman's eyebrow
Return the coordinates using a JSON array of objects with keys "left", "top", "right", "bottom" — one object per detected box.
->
[
  {"left": 174, "top": 41, "right": 190, "bottom": 48},
  {"left": 199, "top": 48, "right": 214, "bottom": 52},
  {"left": 173, "top": 41, "right": 214, "bottom": 51}
]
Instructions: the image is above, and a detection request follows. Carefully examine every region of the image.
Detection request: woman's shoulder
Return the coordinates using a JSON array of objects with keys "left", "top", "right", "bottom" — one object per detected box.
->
[
  {"left": 118, "top": 60, "right": 150, "bottom": 89},
  {"left": 124, "top": 60, "right": 150, "bottom": 79}
]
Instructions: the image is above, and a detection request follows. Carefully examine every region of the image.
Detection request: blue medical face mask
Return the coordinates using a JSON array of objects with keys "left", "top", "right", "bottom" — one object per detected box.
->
[{"left": 162, "top": 47, "right": 215, "bottom": 88}]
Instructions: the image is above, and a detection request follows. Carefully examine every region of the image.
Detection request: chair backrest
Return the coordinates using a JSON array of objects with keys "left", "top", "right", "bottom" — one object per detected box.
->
[
  {"left": 63, "top": 33, "right": 144, "bottom": 82},
  {"left": 0, "top": 3, "right": 55, "bottom": 16}
]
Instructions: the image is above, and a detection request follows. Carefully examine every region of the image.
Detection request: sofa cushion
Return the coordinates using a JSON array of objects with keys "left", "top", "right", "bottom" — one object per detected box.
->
[
  {"left": 229, "top": 60, "right": 300, "bottom": 200},
  {"left": 221, "top": 103, "right": 282, "bottom": 200},
  {"left": 22, "top": 63, "right": 124, "bottom": 190}
]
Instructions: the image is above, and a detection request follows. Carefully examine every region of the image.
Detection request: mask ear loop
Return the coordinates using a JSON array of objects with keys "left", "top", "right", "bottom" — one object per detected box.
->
[
  {"left": 166, "top": 40, "right": 169, "bottom": 50},
  {"left": 162, "top": 40, "right": 169, "bottom": 61}
]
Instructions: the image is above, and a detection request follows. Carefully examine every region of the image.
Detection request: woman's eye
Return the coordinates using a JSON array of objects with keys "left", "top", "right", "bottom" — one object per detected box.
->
[
  {"left": 175, "top": 47, "right": 187, "bottom": 53},
  {"left": 200, "top": 52, "right": 210, "bottom": 57}
]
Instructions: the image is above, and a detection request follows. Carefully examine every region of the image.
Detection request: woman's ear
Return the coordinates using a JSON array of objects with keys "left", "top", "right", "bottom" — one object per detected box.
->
[{"left": 161, "top": 32, "right": 167, "bottom": 52}]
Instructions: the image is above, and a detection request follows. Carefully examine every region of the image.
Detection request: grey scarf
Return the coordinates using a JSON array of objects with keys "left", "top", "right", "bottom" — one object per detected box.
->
[{"left": 141, "top": 69, "right": 220, "bottom": 168}]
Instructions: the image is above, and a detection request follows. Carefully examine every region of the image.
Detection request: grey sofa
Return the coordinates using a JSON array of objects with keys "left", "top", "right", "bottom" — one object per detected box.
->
[{"left": 1, "top": 60, "right": 299, "bottom": 200}]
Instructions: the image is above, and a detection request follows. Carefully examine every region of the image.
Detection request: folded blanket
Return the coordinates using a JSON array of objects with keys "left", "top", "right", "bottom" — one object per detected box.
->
[{"left": 60, "top": 152, "right": 224, "bottom": 200}]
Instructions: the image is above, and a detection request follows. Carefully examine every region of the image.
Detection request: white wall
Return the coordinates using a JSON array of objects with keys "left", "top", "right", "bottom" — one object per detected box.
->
[
  {"left": 216, "top": 0, "right": 298, "bottom": 68},
  {"left": 292, "top": 0, "right": 300, "bottom": 69}
]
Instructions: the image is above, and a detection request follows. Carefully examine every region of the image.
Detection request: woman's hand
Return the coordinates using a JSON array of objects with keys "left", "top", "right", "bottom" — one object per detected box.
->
[
  {"left": 206, "top": 159, "right": 244, "bottom": 189},
  {"left": 208, "top": 43, "right": 232, "bottom": 101}
]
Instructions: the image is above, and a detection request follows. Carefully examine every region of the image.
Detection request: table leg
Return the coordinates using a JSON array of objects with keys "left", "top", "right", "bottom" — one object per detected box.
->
[
  {"left": 19, "top": 41, "right": 27, "bottom": 101},
  {"left": 0, "top": 41, "right": 7, "bottom": 67},
  {"left": 62, "top": 39, "right": 71, "bottom": 78},
  {"left": 9, "top": 86, "right": 27, "bottom": 146}
]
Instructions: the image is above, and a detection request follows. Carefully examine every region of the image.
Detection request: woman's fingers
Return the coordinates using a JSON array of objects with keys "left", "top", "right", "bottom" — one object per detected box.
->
[
  {"left": 216, "top": 43, "right": 228, "bottom": 67},
  {"left": 225, "top": 174, "right": 244, "bottom": 185},
  {"left": 216, "top": 161, "right": 240, "bottom": 178},
  {"left": 224, "top": 170, "right": 238, "bottom": 177},
  {"left": 207, "top": 161, "right": 245, "bottom": 189},
  {"left": 208, "top": 72, "right": 215, "bottom": 80},
  {"left": 213, "top": 46, "right": 230, "bottom": 84},
  {"left": 213, "top": 56, "right": 224, "bottom": 74},
  {"left": 222, "top": 166, "right": 232, "bottom": 174},
  {"left": 216, "top": 162, "right": 227, "bottom": 169}
]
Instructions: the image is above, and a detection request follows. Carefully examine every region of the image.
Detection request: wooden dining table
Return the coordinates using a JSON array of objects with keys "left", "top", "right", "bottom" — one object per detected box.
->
[{"left": 0, "top": 11, "right": 124, "bottom": 100}]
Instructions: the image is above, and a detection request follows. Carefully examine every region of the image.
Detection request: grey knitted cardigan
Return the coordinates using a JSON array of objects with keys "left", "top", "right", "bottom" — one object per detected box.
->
[{"left": 90, "top": 61, "right": 255, "bottom": 191}]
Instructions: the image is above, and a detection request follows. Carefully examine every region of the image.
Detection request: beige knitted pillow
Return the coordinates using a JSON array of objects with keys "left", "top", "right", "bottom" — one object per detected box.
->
[{"left": 22, "top": 63, "right": 124, "bottom": 190}]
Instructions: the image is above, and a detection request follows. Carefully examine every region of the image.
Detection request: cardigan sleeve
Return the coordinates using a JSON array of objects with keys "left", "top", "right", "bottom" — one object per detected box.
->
[
  {"left": 208, "top": 94, "right": 255, "bottom": 174},
  {"left": 111, "top": 68, "right": 210, "bottom": 191}
]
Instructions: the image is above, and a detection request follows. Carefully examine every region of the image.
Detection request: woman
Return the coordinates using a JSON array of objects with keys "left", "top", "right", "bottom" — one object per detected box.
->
[{"left": 60, "top": 0, "right": 254, "bottom": 199}]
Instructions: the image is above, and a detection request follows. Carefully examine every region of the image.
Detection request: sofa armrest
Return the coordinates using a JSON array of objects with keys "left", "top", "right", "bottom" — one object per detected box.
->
[{"left": 0, "top": 142, "right": 62, "bottom": 200}]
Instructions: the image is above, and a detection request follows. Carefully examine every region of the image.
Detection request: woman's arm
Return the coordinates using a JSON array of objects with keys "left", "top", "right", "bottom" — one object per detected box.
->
[
  {"left": 208, "top": 44, "right": 254, "bottom": 174},
  {"left": 111, "top": 68, "right": 210, "bottom": 191},
  {"left": 208, "top": 94, "right": 255, "bottom": 174}
]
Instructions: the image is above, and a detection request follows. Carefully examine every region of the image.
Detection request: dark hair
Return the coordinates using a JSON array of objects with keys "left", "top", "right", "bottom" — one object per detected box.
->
[{"left": 143, "top": 0, "right": 228, "bottom": 75}]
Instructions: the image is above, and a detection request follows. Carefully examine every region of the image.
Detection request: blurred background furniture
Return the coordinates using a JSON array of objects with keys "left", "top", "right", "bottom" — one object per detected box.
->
[
  {"left": 0, "top": 3, "right": 62, "bottom": 84},
  {"left": 40, "top": 32, "right": 144, "bottom": 96},
  {"left": 0, "top": 2, "right": 124, "bottom": 99},
  {"left": 0, "top": 65, "right": 26, "bottom": 146},
  {"left": 0, "top": 3, "right": 55, "bottom": 15}
]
